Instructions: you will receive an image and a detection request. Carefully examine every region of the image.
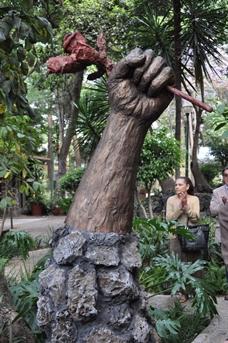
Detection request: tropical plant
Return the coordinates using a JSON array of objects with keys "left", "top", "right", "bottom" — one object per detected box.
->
[
  {"left": 211, "top": 104, "right": 228, "bottom": 136},
  {"left": 75, "top": 78, "right": 109, "bottom": 160},
  {"left": 0, "top": 228, "right": 39, "bottom": 340},
  {"left": 154, "top": 254, "right": 217, "bottom": 317},
  {"left": 133, "top": 217, "right": 174, "bottom": 264},
  {"left": 203, "top": 260, "right": 228, "bottom": 295},
  {"left": 133, "top": 217, "right": 193, "bottom": 265},
  {"left": 181, "top": 0, "right": 228, "bottom": 191},
  {"left": 10, "top": 253, "right": 51, "bottom": 342},
  {"left": 150, "top": 301, "right": 210, "bottom": 342}
]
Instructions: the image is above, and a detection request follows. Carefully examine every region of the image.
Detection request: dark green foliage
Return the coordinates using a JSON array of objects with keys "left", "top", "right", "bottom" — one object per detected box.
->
[
  {"left": 59, "top": 167, "right": 85, "bottom": 196},
  {"left": 75, "top": 78, "right": 110, "bottom": 159},
  {"left": 203, "top": 261, "right": 228, "bottom": 295},
  {"left": 129, "top": 5, "right": 174, "bottom": 65},
  {"left": 208, "top": 241, "right": 224, "bottom": 264},
  {"left": 209, "top": 138, "right": 228, "bottom": 169},
  {"left": 0, "top": 3, "right": 53, "bottom": 116},
  {"left": 133, "top": 217, "right": 173, "bottom": 263},
  {"left": 182, "top": 0, "right": 228, "bottom": 82},
  {"left": 56, "top": 197, "right": 72, "bottom": 214},
  {"left": 0, "top": 230, "right": 35, "bottom": 260},
  {"left": 200, "top": 162, "right": 220, "bottom": 185},
  {"left": 61, "top": 0, "right": 130, "bottom": 59},
  {"left": 10, "top": 253, "right": 51, "bottom": 342},
  {"left": 133, "top": 217, "right": 193, "bottom": 265}
]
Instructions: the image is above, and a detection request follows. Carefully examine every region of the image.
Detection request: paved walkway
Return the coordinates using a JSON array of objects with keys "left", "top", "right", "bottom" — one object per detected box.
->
[{"left": 3, "top": 215, "right": 65, "bottom": 240}]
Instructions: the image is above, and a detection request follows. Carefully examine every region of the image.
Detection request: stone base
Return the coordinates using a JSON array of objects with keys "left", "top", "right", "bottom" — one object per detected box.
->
[{"left": 37, "top": 226, "right": 156, "bottom": 342}]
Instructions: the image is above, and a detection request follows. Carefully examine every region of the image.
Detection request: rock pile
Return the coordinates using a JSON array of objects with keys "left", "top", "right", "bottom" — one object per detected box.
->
[{"left": 37, "top": 226, "right": 156, "bottom": 343}]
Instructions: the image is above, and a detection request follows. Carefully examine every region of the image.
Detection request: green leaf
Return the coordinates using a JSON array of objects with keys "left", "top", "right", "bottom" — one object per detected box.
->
[{"left": 156, "top": 318, "right": 180, "bottom": 338}]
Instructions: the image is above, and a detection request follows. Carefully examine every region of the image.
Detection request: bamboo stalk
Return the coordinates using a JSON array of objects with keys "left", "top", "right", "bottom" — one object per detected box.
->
[{"left": 167, "top": 85, "right": 213, "bottom": 112}]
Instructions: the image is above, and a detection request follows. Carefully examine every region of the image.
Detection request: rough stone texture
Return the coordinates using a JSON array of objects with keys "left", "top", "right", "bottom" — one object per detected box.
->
[
  {"left": 84, "top": 328, "right": 128, "bottom": 343},
  {"left": 85, "top": 245, "right": 119, "bottom": 266},
  {"left": 145, "top": 294, "right": 178, "bottom": 311},
  {"left": 53, "top": 231, "right": 86, "bottom": 264},
  {"left": 132, "top": 315, "right": 151, "bottom": 343},
  {"left": 105, "top": 304, "right": 132, "bottom": 329},
  {"left": 37, "top": 228, "right": 155, "bottom": 342},
  {"left": 51, "top": 318, "right": 76, "bottom": 343},
  {"left": 191, "top": 296, "right": 228, "bottom": 343},
  {"left": 121, "top": 235, "right": 142, "bottom": 270},
  {"left": 98, "top": 265, "right": 139, "bottom": 299},
  {"left": 67, "top": 263, "right": 97, "bottom": 321},
  {"left": 39, "top": 264, "right": 66, "bottom": 307},
  {"left": 36, "top": 296, "right": 52, "bottom": 327}
]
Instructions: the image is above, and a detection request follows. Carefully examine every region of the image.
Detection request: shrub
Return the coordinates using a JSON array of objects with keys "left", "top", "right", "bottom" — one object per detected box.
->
[{"left": 59, "top": 167, "right": 85, "bottom": 196}]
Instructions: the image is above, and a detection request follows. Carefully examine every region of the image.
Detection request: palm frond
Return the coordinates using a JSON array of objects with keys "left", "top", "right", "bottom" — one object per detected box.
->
[{"left": 75, "top": 77, "right": 110, "bottom": 159}]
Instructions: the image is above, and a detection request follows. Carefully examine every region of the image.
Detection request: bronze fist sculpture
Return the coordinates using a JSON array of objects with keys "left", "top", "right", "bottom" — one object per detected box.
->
[
  {"left": 66, "top": 49, "right": 174, "bottom": 234},
  {"left": 108, "top": 48, "right": 174, "bottom": 121}
]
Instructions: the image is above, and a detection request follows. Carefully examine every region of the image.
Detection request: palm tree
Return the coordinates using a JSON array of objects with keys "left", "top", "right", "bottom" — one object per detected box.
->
[
  {"left": 181, "top": 0, "right": 228, "bottom": 191},
  {"left": 172, "top": 0, "right": 182, "bottom": 177}
]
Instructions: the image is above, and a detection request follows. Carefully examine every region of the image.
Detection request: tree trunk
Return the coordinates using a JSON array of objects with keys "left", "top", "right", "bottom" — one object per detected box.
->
[
  {"left": 159, "top": 177, "right": 175, "bottom": 194},
  {"left": 66, "top": 112, "right": 149, "bottom": 234},
  {"left": 135, "top": 188, "right": 148, "bottom": 218},
  {"left": 47, "top": 112, "right": 54, "bottom": 200},
  {"left": 73, "top": 135, "right": 82, "bottom": 167},
  {"left": 191, "top": 67, "right": 212, "bottom": 193},
  {"left": 147, "top": 186, "right": 154, "bottom": 218},
  {"left": 57, "top": 72, "right": 84, "bottom": 178},
  {"left": 191, "top": 108, "right": 212, "bottom": 193},
  {"left": 173, "top": 0, "right": 182, "bottom": 177}
]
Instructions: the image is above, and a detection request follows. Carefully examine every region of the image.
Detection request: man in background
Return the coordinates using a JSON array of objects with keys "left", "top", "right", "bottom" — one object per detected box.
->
[{"left": 210, "top": 166, "right": 228, "bottom": 300}]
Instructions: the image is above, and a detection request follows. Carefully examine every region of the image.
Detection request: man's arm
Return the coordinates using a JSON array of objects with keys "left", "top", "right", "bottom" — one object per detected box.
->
[{"left": 210, "top": 190, "right": 221, "bottom": 217}]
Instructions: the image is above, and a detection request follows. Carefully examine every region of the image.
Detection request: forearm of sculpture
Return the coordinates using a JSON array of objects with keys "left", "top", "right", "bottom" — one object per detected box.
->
[
  {"left": 66, "top": 49, "right": 174, "bottom": 234},
  {"left": 66, "top": 111, "right": 148, "bottom": 234}
]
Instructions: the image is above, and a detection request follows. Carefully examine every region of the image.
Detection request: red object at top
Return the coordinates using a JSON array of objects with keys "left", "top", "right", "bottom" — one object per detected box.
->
[{"left": 47, "top": 32, "right": 113, "bottom": 80}]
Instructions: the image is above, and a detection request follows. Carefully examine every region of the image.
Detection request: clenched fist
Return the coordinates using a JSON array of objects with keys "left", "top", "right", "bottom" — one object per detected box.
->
[{"left": 108, "top": 48, "right": 174, "bottom": 123}]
